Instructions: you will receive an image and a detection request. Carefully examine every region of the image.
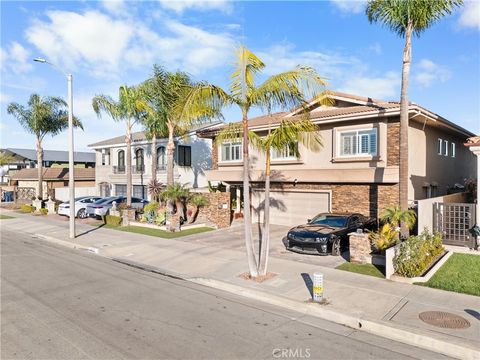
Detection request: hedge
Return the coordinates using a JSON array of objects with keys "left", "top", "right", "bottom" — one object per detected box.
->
[
  {"left": 105, "top": 215, "right": 122, "bottom": 227},
  {"left": 20, "top": 204, "right": 35, "bottom": 213}
]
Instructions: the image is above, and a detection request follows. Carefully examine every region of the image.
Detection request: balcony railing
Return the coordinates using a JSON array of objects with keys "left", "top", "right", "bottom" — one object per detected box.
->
[
  {"left": 113, "top": 165, "right": 145, "bottom": 174},
  {"left": 156, "top": 164, "right": 167, "bottom": 172},
  {"left": 113, "top": 166, "right": 126, "bottom": 174}
]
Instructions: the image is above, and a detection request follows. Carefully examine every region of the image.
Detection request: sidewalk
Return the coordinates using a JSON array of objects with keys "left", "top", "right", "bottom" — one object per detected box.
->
[{"left": 1, "top": 210, "right": 479, "bottom": 359}]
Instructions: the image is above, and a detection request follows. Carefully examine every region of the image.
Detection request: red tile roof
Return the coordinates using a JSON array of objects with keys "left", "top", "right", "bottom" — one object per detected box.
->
[{"left": 11, "top": 167, "right": 95, "bottom": 181}]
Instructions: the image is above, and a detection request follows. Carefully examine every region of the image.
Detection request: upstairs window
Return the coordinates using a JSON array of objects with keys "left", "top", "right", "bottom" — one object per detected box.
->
[
  {"left": 117, "top": 150, "right": 125, "bottom": 169},
  {"left": 135, "top": 148, "right": 144, "bottom": 172},
  {"left": 339, "top": 128, "right": 377, "bottom": 157},
  {"left": 437, "top": 138, "right": 443, "bottom": 155},
  {"left": 177, "top": 145, "right": 191, "bottom": 166},
  {"left": 221, "top": 142, "right": 242, "bottom": 162},
  {"left": 443, "top": 140, "right": 449, "bottom": 156},
  {"left": 451, "top": 142, "right": 456, "bottom": 158},
  {"left": 271, "top": 142, "right": 298, "bottom": 160},
  {"left": 157, "top": 146, "right": 166, "bottom": 169}
]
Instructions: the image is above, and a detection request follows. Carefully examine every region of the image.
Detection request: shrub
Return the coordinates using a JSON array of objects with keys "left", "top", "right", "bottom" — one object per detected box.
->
[
  {"left": 20, "top": 204, "right": 35, "bottom": 213},
  {"left": 155, "top": 211, "right": 166, "bottom": 226},
  {"left": 369, "top": 223, "right": 397, "bottom": 251},
  {"left": 105, "top": 215, "right": 122, "bottom": 227},
  {"left": 394, "top": 230, "right": 444, "bottom": 278},
  {"left": 39, "top": 208, "right": 48, "bottom": 215},
  {"left": 144, "top": 201, "right": 159, "bottom": 214}
]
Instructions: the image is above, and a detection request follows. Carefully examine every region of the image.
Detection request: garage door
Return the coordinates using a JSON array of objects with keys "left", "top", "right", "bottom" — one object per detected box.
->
[{"left": 252, "top": 190, "right": 331, "bottom": 227}]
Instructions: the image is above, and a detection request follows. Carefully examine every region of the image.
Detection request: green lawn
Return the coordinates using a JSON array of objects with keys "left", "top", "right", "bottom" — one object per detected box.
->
[
  {"left": 104, "top": 224, "right": 214, "bottom": 239},
  {"left": 416, "top": 253, "right": 480, "bottom": 296},
  {"left": 0, "top": 214, "right": 14, "bottom": 219},
  {"left": 336, "top": 262, "right": 385, "bottom": 278}
]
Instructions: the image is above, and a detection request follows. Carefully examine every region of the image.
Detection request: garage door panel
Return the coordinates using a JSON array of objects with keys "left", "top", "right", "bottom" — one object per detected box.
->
[{"left": 252, "top": 190, "right": 330, "bottom": 226}]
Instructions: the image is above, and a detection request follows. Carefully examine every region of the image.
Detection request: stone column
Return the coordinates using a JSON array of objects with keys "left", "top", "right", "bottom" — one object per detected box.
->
[
  {"left": 46, "top": 197, "right": 56, "bottom": 215},
  {"left": 348, "top": 232, "right": 372, "bottom": 264}
]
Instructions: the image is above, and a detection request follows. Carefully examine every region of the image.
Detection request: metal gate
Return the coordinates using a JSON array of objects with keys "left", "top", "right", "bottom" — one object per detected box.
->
[{"left": 433, "top": 202, "right": 476, "bottom": 248}]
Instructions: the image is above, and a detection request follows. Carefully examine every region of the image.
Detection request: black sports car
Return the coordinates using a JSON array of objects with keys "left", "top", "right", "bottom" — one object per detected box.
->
[{"left": 285, "top": 213, "right": 377, "bottom": 256}]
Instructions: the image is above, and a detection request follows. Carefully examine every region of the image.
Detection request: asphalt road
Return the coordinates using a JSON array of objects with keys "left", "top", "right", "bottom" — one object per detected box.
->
[{"left": 1, "top": 229, "right": 451, "bottom": 360}]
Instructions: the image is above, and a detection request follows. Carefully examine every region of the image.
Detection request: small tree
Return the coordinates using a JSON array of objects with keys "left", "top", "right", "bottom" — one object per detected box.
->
[
  {"left": 187, "top": 193, "right": 209, "bottom": 223},
  {"left": 161, "top": 183, "right": 190, "bottom": 230},
  {"left": 380, "top": 205, "right": 416, "bottom": 232}
]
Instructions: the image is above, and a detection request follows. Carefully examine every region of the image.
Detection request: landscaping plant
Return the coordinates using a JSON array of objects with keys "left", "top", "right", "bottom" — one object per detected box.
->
[
  {"left": 393, "top": 230, "right": 444, "bottom": 278},
  {"left": 187, "top": 193, "right": 209, "bottom": 223},
  {"left": 161, "top": 183, "right": 190, "bottom": 229},
  {"left": 369, "top": 223, "right": 397, "bottom": 251},
  {"left": 147, "top": 179, "right": 163, "bottom": 203},
  {"left": 39, "top": 208, "right": 48, "bottom": 215},
  {"left": 20, "top": 204, "right": 35, "bottom": 213},
  {"left": 105, "top": 215, "right": 122, "bottom": 227}
]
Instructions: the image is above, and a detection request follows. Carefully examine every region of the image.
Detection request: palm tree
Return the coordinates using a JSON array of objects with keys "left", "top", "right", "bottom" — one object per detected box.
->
[
  {"left": 380, "top": 205, "right": 416, "bottom": 232},
  {"left": 366, "top": 0, "right": 463, "bottom": 236},
  {"left": 218, "top": 118, "right": 323, "bottom": 275},
  {"left": 92, "top": 85, "right": 151, "bottom": 206},
  {"left": 161, "top": 182, "right": 190, "bottom": 230},
  {"left": 0, "top": 152, "right": 14, "bottom": 166},
  {"left": 7, "top": 94, "right": 83, "bottom": 199},
  {"left": 179, "top": 46, "right": 327, "bottom": 277}
]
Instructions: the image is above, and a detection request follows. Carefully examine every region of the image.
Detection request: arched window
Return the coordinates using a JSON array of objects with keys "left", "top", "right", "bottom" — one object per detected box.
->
[
  {"left": 135, "top": 148, "right": 144, "bottom": 172},
  {"left": 157, "top": 146, "right": 166, "bottom": 169},
  {"left": 117, "top": 150, "right": 125, "bottom": 170}
]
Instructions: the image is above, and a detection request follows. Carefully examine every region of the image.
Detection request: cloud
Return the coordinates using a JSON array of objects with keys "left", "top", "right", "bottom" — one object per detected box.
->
[
  {"left": 338, "top": 71, "right": 401, "bottom": 99},
  {"left": 158, "top": 0, "right": 232, "bottom": 14},
  {"left": 0, "top": 92, "right": 13, "bottom": 104},
  {"left": 414, "top": 59, "right": 451, "bottom": 87},
  {"left": 101, "top": 0, "right": 129, "bottom": 16},
  {"left": 458, "top": 1, "right": 480, "bottom": 30},
  {"left": 1, "top": 42, "right": 33, "bottom": 74},
  {"left": 330, "top": 0, "right": 366, "bottom": 14},
  {"left": 24, "top": 9, "right": 235, "bottom": 78},
  {"left": 369, "top": 42, "right": 382, "bottom": 55}
]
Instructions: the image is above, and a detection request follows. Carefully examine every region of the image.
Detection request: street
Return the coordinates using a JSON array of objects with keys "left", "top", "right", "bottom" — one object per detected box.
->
[{"left": 1, "top": 229, "right": 450, "bottom": 360}]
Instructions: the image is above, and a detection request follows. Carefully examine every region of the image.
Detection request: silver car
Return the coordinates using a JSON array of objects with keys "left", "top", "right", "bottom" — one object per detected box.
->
[
  {"left": 57, "top": 196, "right": 103, "bottom": 218},
  {"left": 86, "top": 196, "right": 148, "bottom": 219}
]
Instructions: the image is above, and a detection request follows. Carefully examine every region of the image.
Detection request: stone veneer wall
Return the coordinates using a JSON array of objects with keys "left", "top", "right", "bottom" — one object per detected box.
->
[
  {"left": 196, "top": 192, "right": 231, "bottom": 228},
  {"left": 349, "top": 233, "right": 372, "bottom": 264},
  {"left": 267, "top": 182, "right": 399, "bottom": 219},
  {"left": 387, "top": 121, "right": 400, "bottom": 166}
]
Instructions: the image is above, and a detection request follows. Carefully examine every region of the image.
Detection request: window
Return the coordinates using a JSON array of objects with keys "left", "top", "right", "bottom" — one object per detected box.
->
[
  {"left": 117, "top": 150, "right": 125, "bottom": 169},
  {"left": 451, "top": 142, "right": 456, "bottom": 158},
  {"left": 115, "top": 184, "right": 126, "bottom": 197},
  {"left": 133, "top": 185, "right": 147, "bottom": 199},
  {"left": 339, "top": 128, "right": 377, "bottom": 157},
  {"left": 437, "top": 138, "right": 443, "bottom": 155},
  {"left": 157, "top": 146, "right": 166, "bottom": 169},
  {"left": 221, "top": 142, "right": 242, "bottom": 162},
  {"left": 271, "top": 142, "right": 298, "bottom": 160},
  {"left": 101, "top": 149, "right": 110, "bottom": 165},
  {"left": 443, "top": 140, "right": 448, "bottom": 156},
  {"left": 177, "top": 145, "right": 191, "bottom": 166},
  {"left": 135, "top": 148, "right": 144, "bottom": 172}
]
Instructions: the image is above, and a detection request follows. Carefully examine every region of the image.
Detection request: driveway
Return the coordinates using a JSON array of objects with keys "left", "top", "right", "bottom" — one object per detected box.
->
[{"left": 178, "top": 221, "right": 347, "bottom": 268}]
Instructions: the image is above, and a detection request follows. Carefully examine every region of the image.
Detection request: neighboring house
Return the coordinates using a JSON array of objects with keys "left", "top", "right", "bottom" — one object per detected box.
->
[
  {"left": 88, "top": 123, "right": 222, "bottom": 199},
  {"left": 9, "top": 168, "right": 96, "bottom": 201},
  {"left": 199, "top": 91, "right": 476, "bottom": 227},
  {"left": 0, "top": 148, "right": 96, "bottom": 185}
]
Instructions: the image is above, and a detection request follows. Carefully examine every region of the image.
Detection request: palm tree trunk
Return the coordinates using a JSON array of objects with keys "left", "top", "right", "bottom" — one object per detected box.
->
[
  {"left": 242, "top": 109, "right": 258, "bottom": 277},
  {"left": 126, "top": 119, "right": 132, "bottom": 207},
  {"left": 258, "top": 148, "right": 271, "bottom": 276},
  {"left": 151, "top": 134, "right": 157, "bottom": 180},
  {"left": 399, "top": 21, "right": 413, "bottom": 237},
  {"left": 166, "top": 122, "right": 175, "bottom": 186},
  {"left": 36, "top": 137, "right": 43, "bottom": 199}
]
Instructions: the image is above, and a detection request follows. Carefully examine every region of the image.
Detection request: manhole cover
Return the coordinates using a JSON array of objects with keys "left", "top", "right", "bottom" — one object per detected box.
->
[{"left": 419, "top": 311, "right": 471, "bottom": 329}]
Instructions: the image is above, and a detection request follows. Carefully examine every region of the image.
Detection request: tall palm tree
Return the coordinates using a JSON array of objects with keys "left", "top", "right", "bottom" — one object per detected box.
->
[
  {"left": 92, "top": 85, "right": 150, "bottom": 206},
  {"left": 179, "top": 46, "right": 327, "bottom": 277},
  {"left": 7, "top": 94, "right": 83, "bottom": 199},
  {"left": 217, "top": 118, "right": 323, "bottom": 276},
  {"left": 366, "top": 0, "right": 463, "bottom": 236}
]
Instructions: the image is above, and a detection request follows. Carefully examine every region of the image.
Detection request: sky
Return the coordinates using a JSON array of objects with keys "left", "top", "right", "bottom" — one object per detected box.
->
[{"left": 1, "top": 0, "right": 479, "bottom": 152}]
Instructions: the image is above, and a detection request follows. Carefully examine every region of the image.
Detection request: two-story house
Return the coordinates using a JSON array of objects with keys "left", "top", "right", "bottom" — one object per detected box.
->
[
  {"left": 88, "top": 123, "right": 222, "bottom": 199},
  {"left": 199, "top": 92, "right": 476, "bottom": 226}
]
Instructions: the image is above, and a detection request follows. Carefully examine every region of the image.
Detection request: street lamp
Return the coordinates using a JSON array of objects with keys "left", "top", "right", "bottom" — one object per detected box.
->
[{"left": 34, "top": 58, "right": 75, "bottom": 239}]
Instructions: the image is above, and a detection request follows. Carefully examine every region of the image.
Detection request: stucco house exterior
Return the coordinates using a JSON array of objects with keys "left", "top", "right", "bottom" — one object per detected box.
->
[
  {"left": 88, "top": 123, "right": 222, "bottom": 199},
  {"left": 199, "top": 91, "right": 476, "bottom": 227}
]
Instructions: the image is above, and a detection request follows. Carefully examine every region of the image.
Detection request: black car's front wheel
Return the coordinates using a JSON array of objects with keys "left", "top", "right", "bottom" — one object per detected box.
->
[{"left": 331, "top": 237, "right": 341, "bottom": 256}]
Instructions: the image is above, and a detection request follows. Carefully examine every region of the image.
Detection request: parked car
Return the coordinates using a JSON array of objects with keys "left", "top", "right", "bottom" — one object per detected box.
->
[
  {"left": 86, "top": 196, "right": 148, "bottom": 219},
  {"left": 57, "top": 196, "right": 103, "bottom": 218},
  {"left": 285, "top": 213, "right": 377, "bottom": 256}
]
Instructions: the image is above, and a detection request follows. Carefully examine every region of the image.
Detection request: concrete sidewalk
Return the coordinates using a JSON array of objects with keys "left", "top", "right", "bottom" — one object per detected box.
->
[{"left": 1, "top": 210, "right": 479, "bottom": 359}]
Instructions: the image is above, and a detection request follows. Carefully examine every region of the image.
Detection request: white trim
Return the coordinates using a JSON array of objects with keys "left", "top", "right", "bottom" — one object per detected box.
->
[{"left": 220, "top": 141, "right": 243, "bottom": 162}]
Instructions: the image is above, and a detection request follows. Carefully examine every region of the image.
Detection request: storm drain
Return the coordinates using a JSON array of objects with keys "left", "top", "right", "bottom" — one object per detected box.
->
[{"left": 419, "top": 311, "right": 471, "bottom": 329}]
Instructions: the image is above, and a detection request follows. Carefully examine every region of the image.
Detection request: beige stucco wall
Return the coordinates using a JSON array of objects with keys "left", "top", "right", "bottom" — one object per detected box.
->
[{"left": 408, "top": 119, "right": 476, "bottom": 201}]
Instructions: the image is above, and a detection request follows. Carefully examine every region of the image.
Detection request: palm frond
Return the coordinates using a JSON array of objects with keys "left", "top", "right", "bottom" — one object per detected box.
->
[
  {"left": 230, "top": 45, "right": 265, "bottom": 103},
  {"left": 92, "top": 94, "right": 121, "bottom": 121}
]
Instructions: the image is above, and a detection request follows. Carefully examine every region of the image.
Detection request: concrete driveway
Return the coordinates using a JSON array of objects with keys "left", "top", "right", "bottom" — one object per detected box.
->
[{"left": 178, "top": 221, "right": 347, "bottom": 268}]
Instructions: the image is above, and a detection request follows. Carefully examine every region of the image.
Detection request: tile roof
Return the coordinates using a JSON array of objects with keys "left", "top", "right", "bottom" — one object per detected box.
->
[
  {"left": 465, "top": 136, "right": 480, "bottom": 146},
  {"left": 88, "top": 121, "right": 223, "bottom": 148},
  {"left": 4, "top": 148, "right": 96, "bottom": 163},
  {"left": 11, "top": 167, "right": 95, "bottom": 181}
]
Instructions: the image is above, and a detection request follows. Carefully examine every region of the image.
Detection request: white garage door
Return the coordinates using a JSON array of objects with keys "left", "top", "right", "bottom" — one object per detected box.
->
[{"left": 252, "top": 190, "right": 331, "bottom": 227}]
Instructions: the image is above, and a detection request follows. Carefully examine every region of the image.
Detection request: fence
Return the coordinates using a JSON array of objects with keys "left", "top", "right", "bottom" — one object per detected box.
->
[
  {"left": 416, "top": 192, "right": 466, "bottom": 234},
  {"left": 54, "top": 186, "right": 97, "bottom": 201},
  {"left": 433, "top": 202, "right": 476, "bottom": 248}
]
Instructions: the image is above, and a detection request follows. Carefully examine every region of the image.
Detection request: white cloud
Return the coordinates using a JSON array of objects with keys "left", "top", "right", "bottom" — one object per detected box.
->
[
  {"left": 338, "top": 71, "right": 401, "bottom": 99},
  {"left": 458, "top": 1, "right": 480, "bottom": 30},
  {"left": 414, "top": 59, "right": 451, "bottom": 87},
  {"left": 101, "top": 0, "right": 129, "bottom": 16},
  {"left": 330, "top": 0, "right": 366, "bottom": 14},
  {"left": 0, "top": 92, "right": 13, "bottom": 104},
  {"left": 369, "top": 42, "right": 382, "bottom": 55},
  {"left": 158, "top": 0, "right": 232, "bottom": 14},
  {"left": 1, "top": 42, "right": 33, "bottom": 74}
]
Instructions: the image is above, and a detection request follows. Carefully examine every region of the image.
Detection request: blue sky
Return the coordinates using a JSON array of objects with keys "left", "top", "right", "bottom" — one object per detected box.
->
[{"left": 1, "top": 0, "right": 479, "bottom": 151}]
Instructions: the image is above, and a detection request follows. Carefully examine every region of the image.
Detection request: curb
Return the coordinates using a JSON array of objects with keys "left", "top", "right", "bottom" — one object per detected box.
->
[{"left": 28, "top": 233, "right": 480, "bottom": 360}]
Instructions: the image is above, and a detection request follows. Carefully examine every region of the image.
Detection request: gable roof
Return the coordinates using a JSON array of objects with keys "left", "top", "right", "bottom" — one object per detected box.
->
[
  {"left": 3, "top": 148, "right": 96, "bottom": 163},
  {"left": 88, "top": 121, "right": 223, "bottom": 148},
  {"left": 10, "top": 167, "right": 95, "bottom": 181}
]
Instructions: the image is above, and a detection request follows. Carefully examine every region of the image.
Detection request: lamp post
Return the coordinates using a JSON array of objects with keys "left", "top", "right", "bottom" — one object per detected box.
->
[{"left": 34, "top": 58, "right": 75, "bottom": 239}]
